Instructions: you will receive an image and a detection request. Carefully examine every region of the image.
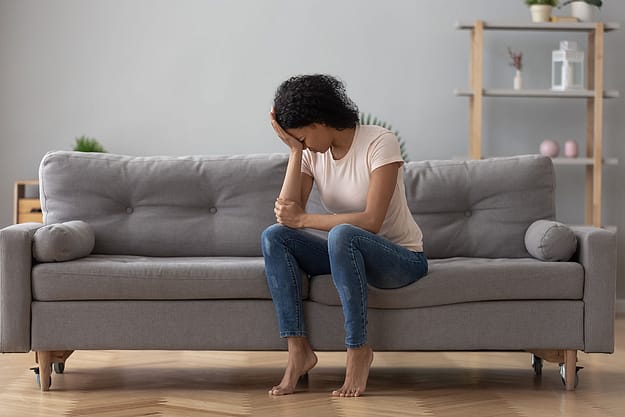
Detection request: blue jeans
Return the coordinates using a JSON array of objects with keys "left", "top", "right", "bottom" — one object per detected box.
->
[{"left": 261, "top": 223, "right": 428, "bottom": 348}]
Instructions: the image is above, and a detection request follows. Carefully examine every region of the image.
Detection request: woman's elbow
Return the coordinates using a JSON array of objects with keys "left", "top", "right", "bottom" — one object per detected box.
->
[{"left": 361, "top": 217, "right": 383, "bottom": 234}]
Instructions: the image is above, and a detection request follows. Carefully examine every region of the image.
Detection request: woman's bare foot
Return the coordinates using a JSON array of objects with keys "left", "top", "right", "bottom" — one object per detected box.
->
[
  {"left": 332, "top": 345, "right": 374, "bottom": 397},
  {"left": 269, "top": 337, "right": 318, "bottom": 395}
]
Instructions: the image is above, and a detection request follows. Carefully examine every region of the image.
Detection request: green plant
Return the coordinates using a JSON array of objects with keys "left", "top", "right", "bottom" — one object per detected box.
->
[
  {"left": 525, "top": 0, "right": 559, "bottom": 6},
  {"left": 73, "top": 135, "right": 106, "bottom": 152},
  {"left": 359, "top": 113, "right": 409, "bottom": 162},
  {"left": 561, "top": 0, "right": 602, "bottom": 7}
]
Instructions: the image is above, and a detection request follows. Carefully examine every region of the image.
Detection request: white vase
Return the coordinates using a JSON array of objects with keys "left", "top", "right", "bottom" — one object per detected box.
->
[
  {"left": 530, "top": 5, "right": 552, "bottom": 22},
  {"left": 514, "top": 70, "right": 523, "bottom": 90},
  {"left": 569, "top": 1, "right": 599, "bottom": 22}
]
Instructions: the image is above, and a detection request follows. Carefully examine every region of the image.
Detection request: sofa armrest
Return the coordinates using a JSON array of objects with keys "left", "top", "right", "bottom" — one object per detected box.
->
[
  {"left": 0, "top": 222, "right": 43, "bottom": 352},
  {"left": 570, "top": 225, "right": 617, "bottom": 353}
]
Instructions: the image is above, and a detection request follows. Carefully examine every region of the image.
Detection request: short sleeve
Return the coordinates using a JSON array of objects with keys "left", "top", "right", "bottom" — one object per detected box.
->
[
  {"left": 368, "top": 132, "right": 404, "bottom": 172},
  {"left": 301, "top": 149, "right": 313, "bottom": 177}
]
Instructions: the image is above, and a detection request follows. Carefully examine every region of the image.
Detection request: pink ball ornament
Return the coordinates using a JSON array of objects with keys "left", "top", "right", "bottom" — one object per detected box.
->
[
  {"left": 539, "top": 139, "right": 560, "bottom": 157},
  {"left": 564, "top": 140, "right": 579, "bottom": 158}
]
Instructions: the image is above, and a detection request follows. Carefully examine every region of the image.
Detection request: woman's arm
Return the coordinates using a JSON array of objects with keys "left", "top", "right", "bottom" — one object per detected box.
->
[
  {"left": 278, "top": 150, "right": 304, "bottom": 204},
  {"left": 270, "top": 108, "right": 310, "bottom": 207},
  {"left": 275, "top": 162, "right": 401, "bottom": 234}
]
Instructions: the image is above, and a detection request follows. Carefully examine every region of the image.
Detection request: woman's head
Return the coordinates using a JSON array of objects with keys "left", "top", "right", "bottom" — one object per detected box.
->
[{"left": 273, "top": 74, "right": 359, "bottom": 130}]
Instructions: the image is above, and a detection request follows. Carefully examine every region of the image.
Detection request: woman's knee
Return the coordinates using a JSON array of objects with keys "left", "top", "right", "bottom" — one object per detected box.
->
[
  {"left": 328, "top": 224, "right": 362, "bottom": 248},
  {"left": 261, "top": 223, "right": 288, "bottom": 254}
]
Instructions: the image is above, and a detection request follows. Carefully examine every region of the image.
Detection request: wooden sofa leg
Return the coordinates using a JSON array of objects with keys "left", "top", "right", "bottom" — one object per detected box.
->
[
  {"left": 34, "top": 350, "right": 73, "bottom": 391},
  {"left": 565, "top": 349, "right": 577, "bottom": 391},
  {"left": 37, "top": 351, "right": 52, "bottom": 391},
  {"left": 528, "top": 349, "right": 579, "bottom": 390}
]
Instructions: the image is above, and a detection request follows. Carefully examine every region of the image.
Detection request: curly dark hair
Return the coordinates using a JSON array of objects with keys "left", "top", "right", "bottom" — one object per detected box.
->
[{"left": 273, "top": 74, "right": 359, "bottom": 130}]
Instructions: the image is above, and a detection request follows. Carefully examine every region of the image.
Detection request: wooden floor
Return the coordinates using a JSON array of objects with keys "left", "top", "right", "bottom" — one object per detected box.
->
[{"left": 1, "top": 316, "right": 624, "bottom": 417}]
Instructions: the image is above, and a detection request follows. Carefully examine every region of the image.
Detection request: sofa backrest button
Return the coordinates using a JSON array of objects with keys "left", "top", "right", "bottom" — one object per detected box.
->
[
  {"left": 126, "top": 207, "right": 134, "bottom": 214},
  {"left": 209, "top": 207, "right": 217, "bottom": 214}
]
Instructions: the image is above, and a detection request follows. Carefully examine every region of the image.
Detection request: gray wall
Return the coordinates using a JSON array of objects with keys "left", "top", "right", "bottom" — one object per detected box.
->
[{"left": 1, "top": 0, "right": 624, "bottom": 298}]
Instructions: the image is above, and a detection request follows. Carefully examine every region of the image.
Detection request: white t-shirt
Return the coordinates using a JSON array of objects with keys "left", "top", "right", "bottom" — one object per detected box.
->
[{"left": 301, "top": 124, "right": 424, "bottom": 252}]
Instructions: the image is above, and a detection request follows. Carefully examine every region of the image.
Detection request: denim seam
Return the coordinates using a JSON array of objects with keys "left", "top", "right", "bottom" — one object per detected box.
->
[
  {"left": 280, "top": 331, "right": 307, "bottom": 338},
  {"left": 282, "top": 240, "right": 303, "bottom": 336},
  {"left": 347, "top": 235, "right": 368, "bottom": 348},
  {"left": 352, "top": 235, "right": 425, "bottom": 266}
]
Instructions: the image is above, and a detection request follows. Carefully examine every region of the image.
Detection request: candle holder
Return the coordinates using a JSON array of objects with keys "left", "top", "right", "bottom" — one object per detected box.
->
[{"left": 551, "top": 41, "right": 584, "bottom": 91}]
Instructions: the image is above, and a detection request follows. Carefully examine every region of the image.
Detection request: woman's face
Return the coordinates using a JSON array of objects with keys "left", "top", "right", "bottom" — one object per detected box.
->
[{"left": 286, "top": 124, "right": 333, "bottom": 153}]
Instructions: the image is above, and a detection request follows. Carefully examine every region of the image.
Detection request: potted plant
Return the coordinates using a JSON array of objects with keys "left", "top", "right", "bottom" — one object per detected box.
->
[
  {"left": 525, "top": 0, "right": 559, "bottom": 22},
  {"left": 359, "top": 113, "right": 409, "bottom": 162},
  {"left": 562, "top": 0, "right": 602, "bottom": 22},
  {"left": 73, "top": 135, "right": 106, "bottom": 152}
]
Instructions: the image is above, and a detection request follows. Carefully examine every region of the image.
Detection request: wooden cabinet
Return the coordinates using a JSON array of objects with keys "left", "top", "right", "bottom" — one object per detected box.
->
[
  {"left": 14, "top": 180, "right": 43, "bottom": 224},
  {"left": 455, "top": 21, "right": 620, "bottom": 227}
]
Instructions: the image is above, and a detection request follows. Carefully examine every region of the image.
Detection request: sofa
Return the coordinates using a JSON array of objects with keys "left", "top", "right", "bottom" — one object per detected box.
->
[{"left": 0, "top": 151, "right": 617, "bottom": 391}]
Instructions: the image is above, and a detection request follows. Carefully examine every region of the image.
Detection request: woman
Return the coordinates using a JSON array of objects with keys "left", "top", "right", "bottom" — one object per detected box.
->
[{"left": 262, "top": 74, "right": 427, "bottom": 397}]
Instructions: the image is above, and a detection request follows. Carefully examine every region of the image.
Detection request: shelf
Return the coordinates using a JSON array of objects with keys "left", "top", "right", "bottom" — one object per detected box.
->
[
  {"left": 457, "top": 19, "right": 619, "bottom": 226},
  {"left": 455, "top": 21, "right": 621, "bottom": 32},
  {"left": 454, "top": 89, "right": 620, "bottom": 98},
  {"left": 14, "top": 180, "right": 42, "bottom": 224}
]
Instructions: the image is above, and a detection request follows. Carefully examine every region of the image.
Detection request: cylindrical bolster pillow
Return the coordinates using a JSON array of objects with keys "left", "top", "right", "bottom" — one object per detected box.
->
[
  {"left": 525, "top": 220, "right": 578, "bottom": 262},
  {"left": 32, "top": 220, "right": 95, "bottom": 262}
]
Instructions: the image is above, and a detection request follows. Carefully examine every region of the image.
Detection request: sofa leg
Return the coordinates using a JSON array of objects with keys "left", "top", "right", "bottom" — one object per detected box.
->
[
  {"left": 564, "top": 349, "right": 577, "bottom": 391},
  {"left": 36, "top": 351, "right": 53, "bottom": 391},
  {"left": 34, "top": 350, "right": 73, "bottom": 391},
  {"left": 528, "top": 349, "right": 579, "bottom": 390}
]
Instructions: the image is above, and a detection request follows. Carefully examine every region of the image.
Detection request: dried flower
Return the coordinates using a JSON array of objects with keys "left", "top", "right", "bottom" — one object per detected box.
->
[{"left": 508, "top": 47, "right": 523, "bottom": 71}]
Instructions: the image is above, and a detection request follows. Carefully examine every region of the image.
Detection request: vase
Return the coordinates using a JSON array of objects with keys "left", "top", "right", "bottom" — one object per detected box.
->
[
  {"left": 530, "top": 5, "right": 552, "bottom": 23},
  {"left": 514, "top": 70, "right": 522, "bottom": 90},
  {"left": 569, "top": 1, "right": 599, "bottom": 22},
  {"left": 564, "top": 140, "right": 579, "bottom": 158},
  {"left": 540, "top": 139, "right": 560, "bottom": 157}
]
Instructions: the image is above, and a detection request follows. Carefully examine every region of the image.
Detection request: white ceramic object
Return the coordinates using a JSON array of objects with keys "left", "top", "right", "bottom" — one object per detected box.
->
[
  {"left": 530, "top": 5, "right": 552, "bottom": 22},
  {"left": 540, "top": 139, "right": 560, "bottom": 157},
  {"left": 514, "top": 70, "right": 523, "bottom": 90},
  {"left": 569, "top": 1, "right": 599, "bottom": 22}
]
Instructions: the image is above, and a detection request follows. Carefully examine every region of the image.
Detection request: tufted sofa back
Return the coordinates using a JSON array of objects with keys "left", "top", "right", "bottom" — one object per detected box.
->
[
  {"left": 403, "top": 155, "right": 555, "bottom": 258},
  {"left": 40, "top": 151, "right": 288, "bottom": 257},
  {"left": 40, "top": 152, "right": 554, "bottom": 258}
]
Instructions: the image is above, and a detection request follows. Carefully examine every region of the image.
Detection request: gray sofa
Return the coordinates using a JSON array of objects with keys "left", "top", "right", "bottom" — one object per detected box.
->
[{"left": 0, "top": 151, "right": 617, "bottom": 391}]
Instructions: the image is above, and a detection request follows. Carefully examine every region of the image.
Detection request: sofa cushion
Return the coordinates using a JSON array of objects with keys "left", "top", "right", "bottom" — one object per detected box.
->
[
  {"left": 31, "top": 255, "right": 308, "bottom": 301},
  {"left": 32, "top": 220, "right": 95, "bottom": 262},
  {"left": 39, "top": 152, "right": 288, "bottom": 257},
  {"left": 309, "top": 257, "right": 583, "bottom": 309},
  {"left": 401, "top": 155, "right": 555, "bottom": 258},
  {"left": 525, "top": 220, "right": 578, "bottom": 261}
]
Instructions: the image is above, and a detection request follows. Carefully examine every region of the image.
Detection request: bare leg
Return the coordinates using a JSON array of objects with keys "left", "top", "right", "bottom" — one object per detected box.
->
[
  {"left": 332, "top": 345, "right": 374, "bottom": 397},
  {"left": 269, "top": 337, "right": 318, "bottom": 395}
]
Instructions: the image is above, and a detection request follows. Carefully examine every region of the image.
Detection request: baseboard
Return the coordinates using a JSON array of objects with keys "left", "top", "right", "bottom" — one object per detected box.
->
[{"left": 617, "top": 298, "right": 625, "bottom": 315}]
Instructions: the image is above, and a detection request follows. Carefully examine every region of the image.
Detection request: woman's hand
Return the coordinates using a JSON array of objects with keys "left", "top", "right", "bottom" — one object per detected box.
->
[
  {"left": 270, "top": 108, "right": 304, "bottom": 152},
  {"left": 274, "top": 198, "right": 306, "bottom": 228}
]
